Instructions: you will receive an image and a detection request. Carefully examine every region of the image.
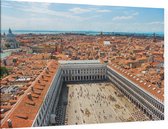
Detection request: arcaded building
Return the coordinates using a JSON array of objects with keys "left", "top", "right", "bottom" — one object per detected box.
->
[
  {"left": 1, "top": 60, "right": 164, "bottom": 128},
  {"left": 33, "top": 60, "right": 164, "bottom": 127}
]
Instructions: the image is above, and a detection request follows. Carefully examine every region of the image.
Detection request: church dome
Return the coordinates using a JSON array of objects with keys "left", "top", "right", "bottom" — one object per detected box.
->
[
  {"left": 5, "top": 28, "right": 19, "bottom": 49},
  {"left": 6, "top": 28, "right": 15, "bottom": 38}
]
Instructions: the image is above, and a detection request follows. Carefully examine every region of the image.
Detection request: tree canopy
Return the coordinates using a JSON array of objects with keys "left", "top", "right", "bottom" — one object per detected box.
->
[{"left": 0, "top": 67, "right": 9, "bottom": 78}]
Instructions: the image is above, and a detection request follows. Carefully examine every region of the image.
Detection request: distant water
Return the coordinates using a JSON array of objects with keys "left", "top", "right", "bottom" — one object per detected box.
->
[{"left": 1, "top": 30, "right": 164, "bottom": 37}]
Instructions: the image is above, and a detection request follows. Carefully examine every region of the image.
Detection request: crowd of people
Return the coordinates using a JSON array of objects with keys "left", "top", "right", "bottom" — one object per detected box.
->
[{"left": 65, "top": 83, "right": 150, "bottom": 125}]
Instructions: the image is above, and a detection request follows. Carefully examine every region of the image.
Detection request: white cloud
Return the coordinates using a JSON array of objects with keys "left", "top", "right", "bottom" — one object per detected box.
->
[
  {"left": 7, "top": 3, "right": 104, "bottom": 21},
  {"left": 112, "top": 15, "right": 133, "bottom": 20},
  {"left": 96, "top": 9, "right": 111, "bottom": 13},
  {"left": 69, "top": 7, "right": 92, "bottom": 14},
  {"left": 1, "top": 2, "right": 163, "bottom": 33},
  {"left": 1, "top": 14, "right": 77, "bottom": 30},
  {"left": 12, "top": 2, "right": 85, "bottom": 21},
  {"left": 129, "top": 22, "right": 164, "bottom": 32},
  {"left": 1, "top": 3, "right": 13, "bottom": 8},
  {"left": 112, "top": 11, "right": 139, "bottom": 21},
  {"left": 148, "top": 21, "right": 164, "bottom": 25},
  {"left": 69, "top": 7, "right": 111, "bottom": 14},
  {"left": 2, "top": 2, "right": 108, "bottom": 31},
  {"left": 1, "top": 14, "right": 164, "bottom": 32}
]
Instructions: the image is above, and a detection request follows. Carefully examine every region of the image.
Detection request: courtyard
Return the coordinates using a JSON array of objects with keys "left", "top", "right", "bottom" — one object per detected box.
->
[{"left": 65, "top": 82, "right": 150, "bottom": 125}]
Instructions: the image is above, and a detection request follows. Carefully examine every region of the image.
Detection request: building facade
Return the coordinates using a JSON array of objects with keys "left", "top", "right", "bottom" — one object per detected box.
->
[
  {"left": 60, "top": 60, "right": 107, "bottom": 82},
  {"left": 32, "top": 60, "right": 164, "bottom": 127}
]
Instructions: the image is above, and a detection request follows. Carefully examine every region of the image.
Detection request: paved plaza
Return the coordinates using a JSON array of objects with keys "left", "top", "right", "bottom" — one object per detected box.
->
[{"left": 65, "top": 82, "right": 150, "bottom": 125}]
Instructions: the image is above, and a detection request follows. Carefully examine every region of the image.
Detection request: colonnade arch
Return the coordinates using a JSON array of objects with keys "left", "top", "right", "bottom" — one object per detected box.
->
[{"left": 107, "top": 70, "right": 164, "bottom": 121}]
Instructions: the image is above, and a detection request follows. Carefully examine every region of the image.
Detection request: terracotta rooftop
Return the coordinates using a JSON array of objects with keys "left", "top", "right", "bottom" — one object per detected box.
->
[
  {"left": 1, "top": 60, "right": 58, "bottom": 128},
  {"left": 109, "top": 64, "right": 164, "bottom": 102}
]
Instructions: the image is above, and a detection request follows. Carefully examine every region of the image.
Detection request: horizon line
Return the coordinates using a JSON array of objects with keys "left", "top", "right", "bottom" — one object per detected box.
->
[{"left": 1, "top": 29, "right": 164, "bottom": 34}]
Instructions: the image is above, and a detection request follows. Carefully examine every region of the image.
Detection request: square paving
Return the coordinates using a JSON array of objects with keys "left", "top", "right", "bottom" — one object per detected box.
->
[{"left": 65, "top": 82, "right": 150, "bottom": 125}]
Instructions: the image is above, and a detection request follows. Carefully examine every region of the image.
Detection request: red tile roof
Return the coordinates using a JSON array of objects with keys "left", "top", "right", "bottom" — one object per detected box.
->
[
  {"left": 109, "top": 64, "right": 164, "bottom": 102},
  {"left": 1, "top": 60, "right": 58, "bottom": 128}
]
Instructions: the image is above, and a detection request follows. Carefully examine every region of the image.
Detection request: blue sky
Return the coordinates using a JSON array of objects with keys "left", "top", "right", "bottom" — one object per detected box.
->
[{"left": 1, "top": 0, "right": 164, "bottom": 33}]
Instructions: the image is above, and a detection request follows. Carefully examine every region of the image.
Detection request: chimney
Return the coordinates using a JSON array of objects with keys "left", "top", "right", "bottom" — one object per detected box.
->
[
  {"left": 7, "top": 119, "right": 12, "bottom": 128},
  {"left": 31, "top": 87, "right": 34, "bottom": 92},
  {"left": 14, "top": 95, "right": 17, "bottom": 100},
  {"left": 27, "top": 93, "right": 32, "bottom": 100},
  {"left": 45, "top": 68, "right": 49, "bottom": 74}
]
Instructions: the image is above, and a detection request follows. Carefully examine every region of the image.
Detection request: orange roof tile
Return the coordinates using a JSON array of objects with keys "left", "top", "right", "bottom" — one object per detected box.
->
[
  {"left": 109, "top": 64, "right": 164, "bottom": 102},
  {"left": 1, "top": 60, "right": 58, "bottom": 128}
]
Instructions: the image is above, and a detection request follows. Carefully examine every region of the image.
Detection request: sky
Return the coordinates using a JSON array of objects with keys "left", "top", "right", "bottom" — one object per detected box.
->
[{"left": 1, "top": 0, "right": 164, "bottom": 33}]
